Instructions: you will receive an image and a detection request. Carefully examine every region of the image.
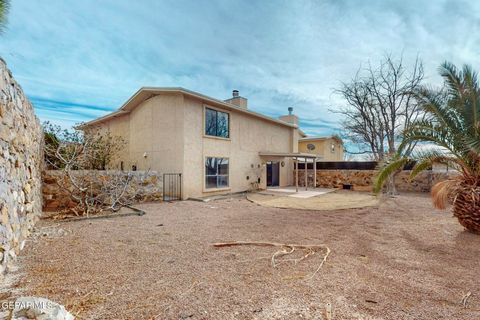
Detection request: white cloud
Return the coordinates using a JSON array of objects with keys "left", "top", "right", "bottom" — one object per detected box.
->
[{"left": 0, "top": 0, "right": 479, "bottom": 133}]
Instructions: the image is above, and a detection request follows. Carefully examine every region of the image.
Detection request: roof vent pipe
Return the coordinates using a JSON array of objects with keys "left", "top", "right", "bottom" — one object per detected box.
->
[
  {"left": 288, "top": 107, "right": 293, "bottom": 115},
  {"left": 232, "top": 90, "right": 239, "bottom": 97}
]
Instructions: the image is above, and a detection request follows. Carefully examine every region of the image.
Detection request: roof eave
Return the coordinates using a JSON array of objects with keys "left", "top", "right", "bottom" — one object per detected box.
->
[
  {"left": 80, "top": 87, "right": 298, "bottom": 130},
  {"left": 76, "top": 110, "right": 128, "bottom": 129},
  {"left": 300, "top": 135, "right": 343, "bottom": 142}
]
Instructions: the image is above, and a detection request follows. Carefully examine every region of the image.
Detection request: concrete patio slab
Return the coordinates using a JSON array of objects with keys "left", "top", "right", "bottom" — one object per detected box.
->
[
  {"left": 248, "top": 190, "right": 379, "bottom": 210},
  {"left": 288, "top": 190, "right": 331, "bottom": 198},
  {"left": 262, "top": 187, "right": 335, "bottom": 197}
]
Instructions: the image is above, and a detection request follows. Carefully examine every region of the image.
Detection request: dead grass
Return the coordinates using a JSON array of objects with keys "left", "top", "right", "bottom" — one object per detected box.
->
[{"left": 5, "top": 193, "right": 480, "bottom": 319}]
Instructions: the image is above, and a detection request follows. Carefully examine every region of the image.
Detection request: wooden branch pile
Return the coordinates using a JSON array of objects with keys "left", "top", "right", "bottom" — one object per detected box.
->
[{"left": 44, "top": 125, "right": 148, "bottom": 217}]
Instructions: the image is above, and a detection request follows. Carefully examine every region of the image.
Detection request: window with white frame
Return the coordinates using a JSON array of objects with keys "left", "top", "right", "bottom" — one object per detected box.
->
[{"left": 205, "top": 157, "right": 229, "bottom": 189}]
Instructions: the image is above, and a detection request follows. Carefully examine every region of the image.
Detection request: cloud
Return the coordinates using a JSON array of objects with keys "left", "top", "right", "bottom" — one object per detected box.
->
[
  {"left": 30, "top": 96, "right": 112, "bottom": 128},
  {"left": 1, "top": 0, "right": 480, "bottom": 135}
]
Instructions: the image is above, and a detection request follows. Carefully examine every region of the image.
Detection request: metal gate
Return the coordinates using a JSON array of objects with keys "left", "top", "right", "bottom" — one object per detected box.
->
[{"left": 163, "top": 173, "right": 182, "bottom": 201}]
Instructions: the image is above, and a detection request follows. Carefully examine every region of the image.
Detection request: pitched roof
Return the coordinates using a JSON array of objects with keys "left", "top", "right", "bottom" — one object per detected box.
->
[
  {"left": 78, "top": 87, "right": 298, "bottom": 129},
  {"left": 299, "top": 135, "right": 343, "bottom": 143}
]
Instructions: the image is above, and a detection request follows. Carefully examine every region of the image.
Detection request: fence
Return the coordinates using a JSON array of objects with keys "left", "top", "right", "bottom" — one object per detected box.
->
[
  {"left": 42, "top": 170, "right": 164, "bottom": 211},
  {"left": 294, "top": 169, "right": 456, "bottom": 192},
  {"left": 163, "top": 173, "right": 182, "bottom": 201},
  {"left": 296, "top": 161, "right": 420, "bottom": 170}
]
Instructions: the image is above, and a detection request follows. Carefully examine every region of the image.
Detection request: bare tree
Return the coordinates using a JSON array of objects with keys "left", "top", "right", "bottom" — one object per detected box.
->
[
  {"left": 334, "top": 54, "right": 425, "bottom": 194},
  {"left": 44, "top": 122, "right": 126, "bottom": 170},
  {"left": 44, "top": 123, "right": 143, "bottom": 216}
]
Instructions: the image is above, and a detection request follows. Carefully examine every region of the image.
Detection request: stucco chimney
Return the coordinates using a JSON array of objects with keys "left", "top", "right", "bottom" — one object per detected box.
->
[
  {"left": 224, "top": 90, "right": 248, "bottom": 109},
  {"left": 279, "top": 107, "right": 298, "bottom": 126}
]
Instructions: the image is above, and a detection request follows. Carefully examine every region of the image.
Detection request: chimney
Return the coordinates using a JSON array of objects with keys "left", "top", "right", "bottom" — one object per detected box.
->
[
  {"left": 224, "top": 90, "right": 248, "bottom": 109},
  {"left": 279, "top": 107, "right": 298, "bottom": 126}
]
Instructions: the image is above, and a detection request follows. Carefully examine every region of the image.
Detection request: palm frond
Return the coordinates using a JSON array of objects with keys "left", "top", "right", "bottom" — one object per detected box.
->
[
  {"left": 466, "top": 136, "right": 480, "bottom": 155},
  {"left": 0, "top": 0, "right": 9, "bottom": 34},
  {"left": 409, "top": 150, "right": 466, "bottom": 179},
  {"left": 373, "top": 157, "right": 409, "bottom": 194},
  {"left": 439, "top": 62, "right": 463, "bottom": 100},
  {"left": 399, "top": 121, "right": 463, "bottom": 158},
  {"left": 376, "top": 61, "right": 480, "bottom": 201},
  {"left": 409, "top": 157, "right": 434, "bottom": 179},
  {"left": 431, "top": 179, "right": 458, "bottom": 210},
  {"left": 415, "top": 86, "right": 462, "bottom": 132}
]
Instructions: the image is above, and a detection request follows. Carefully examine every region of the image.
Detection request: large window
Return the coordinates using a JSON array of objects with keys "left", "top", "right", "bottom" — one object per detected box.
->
[
  {"left": 205, "top": 108, "right": 229, "bottom": 138},
  {"left": 205, "top": 157, "right": 229, "bottom": 189}
]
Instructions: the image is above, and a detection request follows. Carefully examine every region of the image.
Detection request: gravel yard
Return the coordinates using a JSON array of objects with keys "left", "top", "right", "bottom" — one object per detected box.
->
[{"left": 5, "top": 193, "right": 480, "bottom": 319}]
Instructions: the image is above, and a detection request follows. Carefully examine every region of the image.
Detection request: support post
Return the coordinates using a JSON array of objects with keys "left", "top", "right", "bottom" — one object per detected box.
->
[
  {"left": 295, "top": 158, "right": 299, "bottom": 192},
  {"left": 313, "top": 157, "right": 316, "bottom": 189},
  {"left": 304, "top": 157, "right": 308, "bottom": 191}
]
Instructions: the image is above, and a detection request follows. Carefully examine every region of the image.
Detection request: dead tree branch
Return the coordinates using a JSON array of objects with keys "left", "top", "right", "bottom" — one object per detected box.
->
[
  {"left": 43, "top": 122, "right": 146, "bottom": 217},
  {"left": 212, "top": 241, "right": 331, "bottom": 280}
]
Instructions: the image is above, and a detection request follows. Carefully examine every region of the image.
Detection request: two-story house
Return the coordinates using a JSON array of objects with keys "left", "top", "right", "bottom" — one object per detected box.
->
[
  {"left": 298, "top": 136, "right": 344, "bottom": 161},
  {"left": 80, "top": 88, "right": 332, "bottom": 199}
]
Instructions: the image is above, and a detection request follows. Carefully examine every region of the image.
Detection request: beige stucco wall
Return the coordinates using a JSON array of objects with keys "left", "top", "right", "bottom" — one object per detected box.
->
[
  {"left": 299, "top": 138, "right": 344, "bottom": 161},
  {"left": 183, "top": 97, "right": 295, "bottom": 198},
  {"left": 95, "top": 94, "right": 185, "bottom": 173},
  {"left": 129, "top": 94, "right": 185, "bottom": 173},
  {"left": 87, "top": 92, "right": 299, "bottom": 199}
]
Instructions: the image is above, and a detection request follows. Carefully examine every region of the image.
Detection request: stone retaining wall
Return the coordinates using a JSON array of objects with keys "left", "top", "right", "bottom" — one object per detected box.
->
[
  {"left": 296, "top": 169, "right": 457, "bottom": 192},
  {"left": 0, "top": 59, "right": 43, "bottom": 277},
  {"left": 42, "top": 170, "right": 164, "bottom": 211}
]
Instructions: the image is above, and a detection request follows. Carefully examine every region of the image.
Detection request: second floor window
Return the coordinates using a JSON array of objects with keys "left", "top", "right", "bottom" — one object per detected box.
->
[{"left": 205, "top": 107, "right": 229, "bottom": 138}]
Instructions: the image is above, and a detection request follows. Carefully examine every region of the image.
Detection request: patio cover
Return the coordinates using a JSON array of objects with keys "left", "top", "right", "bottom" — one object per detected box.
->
[
  {"left": 259, "top": 152, "right": 318, "bottom": 192},
  {"left": 258, "top": 152, "right": 317, "bottom": 159}
]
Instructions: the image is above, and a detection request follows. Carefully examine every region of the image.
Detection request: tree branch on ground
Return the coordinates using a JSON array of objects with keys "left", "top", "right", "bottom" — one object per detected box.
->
[{"left": 212, "top": 241, "right": 331, "bottom": 280}]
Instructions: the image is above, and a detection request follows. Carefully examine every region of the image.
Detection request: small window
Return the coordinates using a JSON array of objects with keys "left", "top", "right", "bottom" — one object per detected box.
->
[
  {"left": 331, "top": 143, "right": 335, "bottom": 153},
  {"left": 205, "top": 108, "right": 229, "bottom": 138},
  {"left": 205, "top": 157, "right": 229, "bottom": 189}
]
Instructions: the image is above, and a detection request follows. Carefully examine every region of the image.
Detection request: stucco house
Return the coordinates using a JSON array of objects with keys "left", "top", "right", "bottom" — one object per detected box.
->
[
  {"left": 298, "top": 136, "right": 344, "bottom": 161},
  {"left": 80, "top": 88, "right": 342, "bottom": 199}
]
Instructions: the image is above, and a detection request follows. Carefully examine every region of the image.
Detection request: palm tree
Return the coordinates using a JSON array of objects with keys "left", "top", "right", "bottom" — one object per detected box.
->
[
  {"left": 374, "top": 62, "right": 480, "bottom": 233},
  {"left": 0, "top": 0, "right": 9, "bottom": 34}
]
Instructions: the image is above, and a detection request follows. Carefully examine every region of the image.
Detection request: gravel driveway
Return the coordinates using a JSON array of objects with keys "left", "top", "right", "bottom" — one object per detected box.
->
[{"left": 6, "top": 193, "right": 480, "bottom": 319}]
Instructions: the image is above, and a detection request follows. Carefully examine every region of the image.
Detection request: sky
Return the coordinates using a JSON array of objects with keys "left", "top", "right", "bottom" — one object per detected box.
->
[{"left": 1, "top": 0, "right": 479, "bottom": 136}]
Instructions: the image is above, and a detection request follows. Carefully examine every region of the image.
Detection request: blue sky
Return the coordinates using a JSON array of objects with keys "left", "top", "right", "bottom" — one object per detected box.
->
[{"left": 1, "top": 0, "right": 480, "bottom": 135}]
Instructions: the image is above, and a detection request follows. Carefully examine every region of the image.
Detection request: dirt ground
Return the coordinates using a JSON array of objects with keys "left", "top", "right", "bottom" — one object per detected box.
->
[
  {"left": 247, "top": 190, "right": 379, "bottom": 211},
  {"left": 4, "top": 193, "right": 480, "bottom": 319}
]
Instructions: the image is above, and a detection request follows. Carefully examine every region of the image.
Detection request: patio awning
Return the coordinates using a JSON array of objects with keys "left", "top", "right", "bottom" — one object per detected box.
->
[
  {"left": 258, "top": 152, "right": 317, "bottom": 158},
  {"left": 259, "top": 151, "right": 318, "bottom": 193}
]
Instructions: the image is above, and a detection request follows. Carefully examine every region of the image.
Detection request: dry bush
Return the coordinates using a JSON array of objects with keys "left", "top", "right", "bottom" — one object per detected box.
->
[{"left": 43, "top": 122, "right": 144, "bottom": 216}]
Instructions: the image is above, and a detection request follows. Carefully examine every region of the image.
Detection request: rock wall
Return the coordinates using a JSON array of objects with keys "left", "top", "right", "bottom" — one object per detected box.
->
[
  {"left": 42, "top": 170, "right": 164, "bottom": 211},
  {"left": 0, "top": 59, "right": 43, "bottom": 277},
  {"left": 296, "top": 169, "right": 457, "bottom": 192}
]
